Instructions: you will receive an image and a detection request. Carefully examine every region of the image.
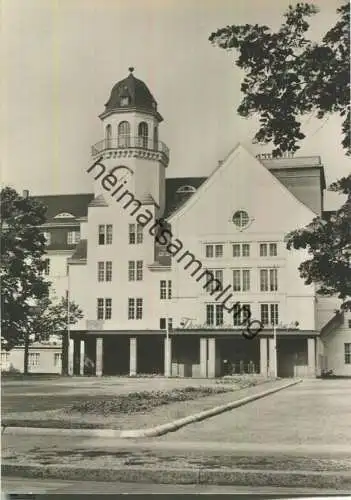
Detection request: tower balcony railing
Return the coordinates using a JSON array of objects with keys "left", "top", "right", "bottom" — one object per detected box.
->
[{"left": 91, "top": 136, "right": 169, "bottom": 166}]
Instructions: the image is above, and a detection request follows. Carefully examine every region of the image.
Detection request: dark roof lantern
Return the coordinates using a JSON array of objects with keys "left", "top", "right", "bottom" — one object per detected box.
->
[{"left": 101, "top": 68, "right": 163, "bottom": 122}]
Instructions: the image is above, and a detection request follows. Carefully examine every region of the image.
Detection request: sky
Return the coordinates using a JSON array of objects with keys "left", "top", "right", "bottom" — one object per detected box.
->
[{"left": 2, "top": 0, "right": 350, "bottom": 209}]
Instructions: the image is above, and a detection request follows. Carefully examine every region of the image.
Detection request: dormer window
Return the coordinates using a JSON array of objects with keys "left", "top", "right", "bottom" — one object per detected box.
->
[
  {"left": 120, "top": 96, "right": 130, "bottom": 106},
  {"left": 176, "top": 185, "right": 196, "bottom": 194}
]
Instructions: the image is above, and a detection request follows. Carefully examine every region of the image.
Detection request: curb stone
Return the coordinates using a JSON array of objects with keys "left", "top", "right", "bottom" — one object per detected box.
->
[
  {"left": 2, "top": 379, "right": 301, "bottom": 439},
  {"left": 2, "top": 463, "right": 351, "bottom": 489},
  {"left": 120, "top": 379, "right": 301, "bottom": 438}
]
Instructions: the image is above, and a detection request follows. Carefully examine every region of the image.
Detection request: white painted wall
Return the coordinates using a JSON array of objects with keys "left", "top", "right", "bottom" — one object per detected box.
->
[
  {"left": 168, "top": 145, "right": 317, "bottom": 330},
  {"left": 323, "top": 313, "right": 351, "bottom": 376}
]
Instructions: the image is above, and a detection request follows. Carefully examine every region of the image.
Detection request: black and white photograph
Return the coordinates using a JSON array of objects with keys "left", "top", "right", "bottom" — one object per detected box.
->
[{"left": 1, "top": 0, "right": 350, "bottom": 497}]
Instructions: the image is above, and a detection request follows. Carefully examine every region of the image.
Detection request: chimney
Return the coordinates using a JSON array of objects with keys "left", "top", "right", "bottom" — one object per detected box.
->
[{"left": 22, "top": 189, "right": 29, "bottom": 199}]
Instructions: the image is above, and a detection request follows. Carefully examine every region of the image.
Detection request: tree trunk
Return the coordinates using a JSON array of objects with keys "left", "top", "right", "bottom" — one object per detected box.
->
[{"left": 23, "top": 331, "right": 30, "bottom": 375}]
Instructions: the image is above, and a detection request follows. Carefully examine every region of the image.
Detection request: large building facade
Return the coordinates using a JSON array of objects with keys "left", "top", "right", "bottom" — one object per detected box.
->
[{"left": 14, "top": 69, "right": 350, "bottom": 378}]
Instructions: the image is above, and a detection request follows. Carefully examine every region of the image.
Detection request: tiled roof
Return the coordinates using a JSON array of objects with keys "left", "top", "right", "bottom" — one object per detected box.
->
[
  {"left": 33, "top": 193, "right": 94, "bottom": 222},
  {"left": 103, "top": 70, "right": 161, "bottom": 119},
  {"left": 164, "top": 177, "right": 207, "bottom": 218}
]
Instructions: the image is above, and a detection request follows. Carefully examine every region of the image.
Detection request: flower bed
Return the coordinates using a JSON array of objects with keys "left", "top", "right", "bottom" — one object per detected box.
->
[{"left": 66, "top": 386, "right": 233, "bottom": 415}]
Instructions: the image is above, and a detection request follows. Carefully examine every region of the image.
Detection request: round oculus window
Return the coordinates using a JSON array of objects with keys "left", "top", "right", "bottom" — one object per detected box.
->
[{"left": 232, "top": 210, "right": 249, "bottom": 228}]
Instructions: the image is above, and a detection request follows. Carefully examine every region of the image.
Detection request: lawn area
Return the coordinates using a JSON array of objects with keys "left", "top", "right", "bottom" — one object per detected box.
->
[{"left": 2, "top": 375, "right": 273, "bottom": 430}]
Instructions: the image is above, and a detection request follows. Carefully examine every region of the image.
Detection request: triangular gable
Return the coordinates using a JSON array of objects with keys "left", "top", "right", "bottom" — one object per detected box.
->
[{"left": 167, "top": 143, "right": 316, "bottom": 224}]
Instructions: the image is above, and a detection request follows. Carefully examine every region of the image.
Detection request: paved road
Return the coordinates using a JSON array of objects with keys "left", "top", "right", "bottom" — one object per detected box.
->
[
  {"left": 3, "top": 476, "right": 351, "bottom": 495},
  {"left": 155, "top": 378, "right": 351, "bottom": 447}
]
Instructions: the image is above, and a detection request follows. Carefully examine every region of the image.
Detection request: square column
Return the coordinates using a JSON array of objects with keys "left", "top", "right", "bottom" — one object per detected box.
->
[
  {"left": 96, "top": 337, "right": 103, "bottom": 377},
  {"left": 164, "top": 337, "right": 172, "bottom": 377},
  {"left": 68, "top": 338, "right": 74, "bottom": 376},
  {"left": 260, "top": 337, "right": 268, "bottom": 376},
  {"left": 207, "top": 338, "right": 216, "bottom": 378},
  {"left": 307, "top": 337, "right": 316, "bottom": 377},
  {"left": 200, "top": 338, "right": 207, "bottom": 378},
  {"left": 129, "top": 337, "right": 137, "bottom": 376},
  {"left": 268, "top": 338, "right": 276, "bottom": 377},
  {"left": 79, "top": 340, "right": 85, "bottom": 376}
]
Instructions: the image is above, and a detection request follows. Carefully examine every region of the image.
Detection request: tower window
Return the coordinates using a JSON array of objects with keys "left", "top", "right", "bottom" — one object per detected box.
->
[
  {"left": 138, "top": 122, "right": 148, "bottom": 149},
  {"left": 105, "top": 124, "right": 112, "bottom": 148},
  {"left": 118, "top": 121, "right": 130, "bottom": 147}
]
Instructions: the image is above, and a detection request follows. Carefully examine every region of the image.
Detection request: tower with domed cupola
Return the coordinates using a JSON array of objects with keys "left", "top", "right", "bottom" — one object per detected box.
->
[{"left": 91, "top": 67, "right": 169, "bottom": 215}]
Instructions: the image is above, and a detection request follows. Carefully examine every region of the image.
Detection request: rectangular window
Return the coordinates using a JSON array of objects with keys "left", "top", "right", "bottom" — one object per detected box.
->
[
  {"left": 106, "top": 224, "right": 113, "bottom": 244},
  {"left": 97, "top": 298, "right": 104, "bottom": 320},
  {"left": 160, "top": 317, "right": 166, "bottom": 330},
  {"left": 128, "top": 260, "right": 143, "bottom": 281},
  {"left": 260, "top": 268, "right": 278, "bottom": 291},
  {"left": 67, "top": 231, "right": 80, "bottom": 245},
  {"left": 43, "top": 231, "right": 51, "bottom": 245},
  {"left": 128, "top": 298, "right": 135, "bottom": 319},
  {"left": 260, "top": 269, "right": 268, "bottom": 291},
  {"left": 44, "top": 258, "right": 50, "bottom": 276},
  {"left": 233, "top": 270, "right": 241, "bottom": 291},
  {"left": 232, "top": 243, "right": 250, "bottom": 257},
  {"left": 206, "top": 304, "right": 223, "bottom": 326},
  {"left": 53, "top": 353, "right": 62, "bottom": 367},
  {"left": 136, "top": 261, "right": 143, "bottom": 281},
  {"left": 345, "top": 343, "right": 351, "bottom": 364},
  {"left": 160, "top": 280, "right": 172, "bottom": 299},
  {"left": 269, "top": 243, "right": 277, "bottom": 256},
  {"left": 215, "top": 244, "right": 223, "bottom": 258},
  {"left": 29, "top": 353, "right": 40, "bottom": 367},
  {"left": 168, "top": 280, "right": 172, "bottom": 299},
  {"left": 98, "top": 261, "right": 112, "bottom": 282},
  {"left": 129, "top": 224, "right": 136, "bottom": 245},
  {"left": 128, "top": 261, "right": 135, "bottom": 281},
  {"left": 260, "top": 303, "right": 279, "bottom": 325},
  {"left": 260, "top": 304, "right": 269, "bottom": 325},
  {"left": 233, "top": 303, "right": 251, "bottom": 326},
  {"left": 168, "top": 317, "right": 173, "bottom": 331},
  {"left": 206, "top": 269, "right": 223, "bottom": 293},
  {"left": 106, "top": 261, "right": 112, "bottom": 281},
  {"left": 348, "top": 319, "right": 351, "bottom": 329},
  {"left": 271, "top": 303, "right": 279, "bottom": 325},
  {"left": 128, "top": 298, "right": 143, "bottom": 319},
  {"left": 233, "top": 269, "right": 250, "bottom": 292},
  {"left": 129, "top": 224, "right": 143, "bottom": 244},
  {"left": 98, "top": 224, "right": 112, "bottom": 245},
  {"left": 205, "top": 245, "right": 214, "bottom": 258},
  {"left": 233, "top": 244, "right": 240, "bottom": 257},
  {"left": 269, "top": 268, "right": 278, "bottom": 291},
  {"left": 97, "top": 298, "right": 111, "bottom": 320},
  {"left": 206, "top": 304, "right": 214, "bottom": 326},
  {"left": 137, "top": 224, "right": 143, "bottom": 244},
  {"left": 98, "top": 262, "right": 105, "bottom": 282},
  {"left": 260, "top": 243, "right": 268, "bottom": 257},
  {"left": 105, "top": 298, "right": 112, "bottom": 319},
  {"left": 242, "top": 244, "right": 250, "bottom": 257},
  {"left": 136, "top": 298, "right": 143, "bottom": 319},
  {"left": 215, "top": 304, "right": 223, "bottom": 326},
  {"left": 160, "top": 280, "right": 167, "bottom": 300},
  {"left": 242, "top": 269, "right": 250, "bottom": 291}
]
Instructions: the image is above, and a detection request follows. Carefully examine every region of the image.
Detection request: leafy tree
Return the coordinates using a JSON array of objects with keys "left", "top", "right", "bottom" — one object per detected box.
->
[
  {"left": 287, "top": 176, "right": 351, "bottom": 310},
  {"left": 1, "top": 187, "right": 50, "bottom": 352},
  {"left": 27, "top": 296, "right": 84, "bottom": 375},
  {"left": 210, "top": 2, "right": 350, "bottom": 310},
  {"left": 209, "top": 1, "right": 350, "bottom": 157}
]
